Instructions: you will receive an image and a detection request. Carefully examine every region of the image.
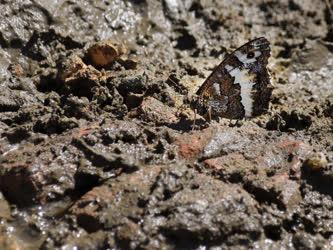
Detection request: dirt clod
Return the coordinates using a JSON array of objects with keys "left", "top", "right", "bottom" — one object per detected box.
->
[
  {"left": 87, "top": 40, "right": 127, "bottom": 67},
  {"left": 0, "top": 0, "right": 332, "bottom": 249}
]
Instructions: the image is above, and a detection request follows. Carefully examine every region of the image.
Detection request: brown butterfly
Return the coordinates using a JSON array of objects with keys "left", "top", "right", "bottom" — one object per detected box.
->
[{"left": 194, "top": 37, "right": 273, "bottom": 120}]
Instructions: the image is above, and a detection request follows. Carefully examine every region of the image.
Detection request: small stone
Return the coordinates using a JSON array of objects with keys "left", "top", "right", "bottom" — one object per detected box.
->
[
  {"left": 303, "top": 152, "right": 328, "bottom": 171},
  {"left": 58, "top": 55, "right": 87, "bottom": 83},
  {"left": 87, "top": 40, "right": 127, "bottom": 67},
  {"left": 57, "top": 55, "right": 101, "bottom": 96}
]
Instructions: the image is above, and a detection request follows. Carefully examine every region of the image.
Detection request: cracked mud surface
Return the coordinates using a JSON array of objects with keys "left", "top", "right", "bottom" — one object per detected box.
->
[{"left": 0, "top": 0, "right": 332, "bottom": 249}]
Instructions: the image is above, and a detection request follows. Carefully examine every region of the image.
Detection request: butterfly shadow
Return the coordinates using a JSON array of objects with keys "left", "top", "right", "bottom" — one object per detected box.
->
[{"left": 167, "top": 116, "right": 207, "bottom": 132}]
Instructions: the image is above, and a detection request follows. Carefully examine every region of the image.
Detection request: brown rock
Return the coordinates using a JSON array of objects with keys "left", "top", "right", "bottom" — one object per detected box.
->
[
  {"left": 0, "top": 128, "right": 87, "bottom": 207},
  {"left": 59, "top": 55, "right": 102, "bottom": 83},
  {"left": 70, "top": 185, "right": 112, "bottom": 232},
  {"left": 70, "top": 166, "right": 162, "bottom": 232},
  {"left": 58, "top": 55, "right": 88, "bottom": 83},
  {"left": 57, "top": 55, "right": 101, "bottom": 96},
  {"left": 143, "top": 165, "right": 262, "bottom": 243},
  {"left": 87, "top": 40, "right": 127, "bottom": 67},
  {"left": 201, "top": 136, "right": 309, "bottom": 209}
]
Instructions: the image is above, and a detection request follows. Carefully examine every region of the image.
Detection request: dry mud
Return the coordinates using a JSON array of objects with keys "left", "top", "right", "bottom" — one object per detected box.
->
[{"left": 0, "top": 0, "right": 332, "bottom": 249}]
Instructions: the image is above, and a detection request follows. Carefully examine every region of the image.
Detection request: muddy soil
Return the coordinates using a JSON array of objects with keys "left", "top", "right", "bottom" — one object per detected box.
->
[{"left": 0, "top": 0, "right": 332, "bottom": 249}]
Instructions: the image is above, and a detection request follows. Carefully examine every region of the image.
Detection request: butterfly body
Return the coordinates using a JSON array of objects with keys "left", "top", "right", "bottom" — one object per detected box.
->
[{"left": 195, "top": 37, "right": 272, "bottom": 120}]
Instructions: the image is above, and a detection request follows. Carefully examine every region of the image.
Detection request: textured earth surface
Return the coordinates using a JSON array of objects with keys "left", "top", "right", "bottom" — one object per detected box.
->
[{"left": 0, "top": 0, "right": 333, "bottom": 249}]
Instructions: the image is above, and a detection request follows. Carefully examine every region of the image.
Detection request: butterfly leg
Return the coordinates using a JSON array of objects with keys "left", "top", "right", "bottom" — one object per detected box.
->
[
  {"left": 192, "top": 108, "right": 197, "bottom": 131},
  {"left": 208, "top": 106, "right": 212, "bottom": 123}
]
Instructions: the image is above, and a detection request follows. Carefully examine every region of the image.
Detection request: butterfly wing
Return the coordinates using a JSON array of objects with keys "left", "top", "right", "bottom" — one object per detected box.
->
[{"left": 196, "top": 37, "right": 272, "bottom": 119}]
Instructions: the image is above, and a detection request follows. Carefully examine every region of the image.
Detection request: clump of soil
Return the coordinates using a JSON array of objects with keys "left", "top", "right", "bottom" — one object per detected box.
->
[{"left": 0, "top": 0, "right": 332, "bottom": 249}]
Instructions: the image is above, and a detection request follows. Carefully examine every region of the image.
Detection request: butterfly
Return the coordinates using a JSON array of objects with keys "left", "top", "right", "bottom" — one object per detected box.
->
[{"left": 194, "top": 37, "right": 273, "bottom": 120}]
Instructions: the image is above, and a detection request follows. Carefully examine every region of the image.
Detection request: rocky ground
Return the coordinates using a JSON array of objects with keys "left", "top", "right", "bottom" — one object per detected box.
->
[{"left": 0, "top": 0, "right": 332, "bottom": 249}]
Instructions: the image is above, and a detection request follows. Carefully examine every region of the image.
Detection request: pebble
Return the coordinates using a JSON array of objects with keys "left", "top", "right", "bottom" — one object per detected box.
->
[{"left": 303, "top": 152, "right": 328, "bottom": 171}]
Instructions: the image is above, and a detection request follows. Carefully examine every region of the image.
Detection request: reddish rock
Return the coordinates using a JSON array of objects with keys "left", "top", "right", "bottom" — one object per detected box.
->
[
  {"left": 74, "top": 123, "right": 100, "bottom": 138},
  {"left": 174, "top": 127, "right": 215, "bottom": 160},
  {"left": 175, "top": 125, "right": 265, "bottom": 161},
  {"left": 176, "top": 124, "right": 312, "bottom": 209},
  {"left": 276, "top": 139, "right": 312, "bottom": 157}
]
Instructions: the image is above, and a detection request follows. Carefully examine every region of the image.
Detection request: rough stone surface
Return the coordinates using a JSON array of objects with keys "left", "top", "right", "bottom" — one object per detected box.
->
[{"left": 0, "top": 0, "right": 332, "bottom": 249}]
